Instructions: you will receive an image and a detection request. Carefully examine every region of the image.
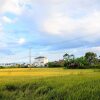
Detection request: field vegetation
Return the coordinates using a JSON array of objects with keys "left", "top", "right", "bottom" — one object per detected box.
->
[{"left": 0, "top": 68, "right": 100, "bottom": 100}]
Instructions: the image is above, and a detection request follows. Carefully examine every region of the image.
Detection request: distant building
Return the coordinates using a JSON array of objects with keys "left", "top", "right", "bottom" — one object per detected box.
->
[
  {"left": 0, "top": 63, "right": 16, "bottom": 67},
  {"left": 34, "top": 56, "right": 48, "bottom": 67}
]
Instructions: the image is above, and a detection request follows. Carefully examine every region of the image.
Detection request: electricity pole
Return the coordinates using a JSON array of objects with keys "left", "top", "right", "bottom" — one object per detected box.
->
[{"left": 29, "top": 47, "right": 32, "bottom": 68}]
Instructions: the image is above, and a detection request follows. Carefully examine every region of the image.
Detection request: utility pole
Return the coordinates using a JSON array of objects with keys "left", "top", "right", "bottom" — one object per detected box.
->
[{"left": 29, "top": 47, "right": 32, "bottom": 68}]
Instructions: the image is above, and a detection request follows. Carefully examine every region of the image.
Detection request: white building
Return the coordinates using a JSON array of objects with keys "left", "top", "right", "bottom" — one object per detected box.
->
[
  {"left": 34, "top": 56, "right": 48, "bottom": 67},
  {"left": 0, "top": 63, "right": 16, "bottom": 67}
]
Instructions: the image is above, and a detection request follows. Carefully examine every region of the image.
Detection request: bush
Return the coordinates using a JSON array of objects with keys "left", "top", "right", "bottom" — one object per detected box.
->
[
  {"left": 0, "top": 66, "right": 4, "bottom": 69},
  {"left": 47, "top": 62, "right": 64, "bottom": 68}
]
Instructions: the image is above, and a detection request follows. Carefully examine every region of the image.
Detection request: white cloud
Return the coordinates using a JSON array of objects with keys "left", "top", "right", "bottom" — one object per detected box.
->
[
  {"left": 40, "top": 10, "right": 100, "bottom": 41},
  {"left": 29, "top": 0, "right": 99, "bottom": 43},
  {"left": 2, "top": 16, "right": 13, "bottom": 23},
  {"left": 18, "top": 38, "right": 26, "bottom": 45},
  {"left": 0, "top": 23, "right": 2, "bottom": 31},
  {"left": 1, "top": 16, "right": 18, "bottom": 24},
  {"left": 0, "top": 0, "right": 22, "bottom": 15},
  {"left": 0, "top": 23, "right": 4, "bottom": 38},
  {"left": 41, "top": 11, "right": 78, "bottom": 35},
  {"left": 81, "top": 11, "right": 100, "bottom": 34},
  {"left": 0, "top": 0, "right": 32, "bottom": 15}
]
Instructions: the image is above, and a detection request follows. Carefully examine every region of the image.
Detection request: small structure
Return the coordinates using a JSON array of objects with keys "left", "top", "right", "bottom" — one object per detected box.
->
[
  {"left": 34, "top": 56, "right": 48, "bottom": 67},
  {"left": 0, "top": 63, "right": 16, "bottom": 67}
]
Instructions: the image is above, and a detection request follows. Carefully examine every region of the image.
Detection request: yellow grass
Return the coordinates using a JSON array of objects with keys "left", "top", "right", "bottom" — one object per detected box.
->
[
  {"left": 0, "top": 68, "right": 96, "bottom": 77},
  {"left": 0, "top": 68, "right": 100, "bottom": 100}
]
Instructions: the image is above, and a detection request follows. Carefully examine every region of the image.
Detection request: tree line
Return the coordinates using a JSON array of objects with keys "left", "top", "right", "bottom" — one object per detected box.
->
[{"left": 48, "top": 52, "right": 100, "bottom": 69}]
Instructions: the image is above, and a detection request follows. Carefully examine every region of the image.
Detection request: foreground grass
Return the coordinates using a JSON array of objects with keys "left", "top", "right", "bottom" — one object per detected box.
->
[{"left": 0, "top": 68, "right": 100, "bottom": 100}]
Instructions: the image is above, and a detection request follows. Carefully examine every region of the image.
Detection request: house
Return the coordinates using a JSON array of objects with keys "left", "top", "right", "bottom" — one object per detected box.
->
[{"left": 34, "top": 56, "right": 48, "bottom": 67}]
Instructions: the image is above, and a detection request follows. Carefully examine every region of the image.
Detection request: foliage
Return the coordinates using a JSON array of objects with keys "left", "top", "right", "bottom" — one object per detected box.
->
[
  {"left": 63, "top": 53, "right": 70, "bottom": 61},
  {"left": 85, "top": 52, "right": 97, "bottom": 65},
  {"left": 0, "top": 66, "right": 4, "bottom": 69},
  {"left": 63, "top": 52, "right": 100, "bottom": 69},
  {"left": 47, "top": 61, "right": 64, "bottom": 68},
  {"left": 63, "top": 53, "right": 74, "bottom": 61}
]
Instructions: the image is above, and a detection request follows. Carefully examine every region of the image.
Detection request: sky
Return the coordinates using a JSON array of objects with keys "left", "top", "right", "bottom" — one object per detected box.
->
[{"left": 0, "top": 0, "right": 100, "bottom": 63}]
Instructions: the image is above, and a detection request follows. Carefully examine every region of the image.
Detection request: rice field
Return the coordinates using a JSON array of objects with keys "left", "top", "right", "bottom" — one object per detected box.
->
[{"left": 0, "top": 68, "right": 100, "bottom": 100}]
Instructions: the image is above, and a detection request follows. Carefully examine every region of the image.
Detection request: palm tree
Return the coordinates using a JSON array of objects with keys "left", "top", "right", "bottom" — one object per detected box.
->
[
  {"left": 70, "top": 54, "right": 75, "bottom": 60},
  {"left": 63, "top": 53, "right": 70, "bottom": 61}
]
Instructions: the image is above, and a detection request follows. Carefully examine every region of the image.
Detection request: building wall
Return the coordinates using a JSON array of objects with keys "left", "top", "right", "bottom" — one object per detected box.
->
[{"left": 34, "top": 58, "right": 48, "bottom": 67}]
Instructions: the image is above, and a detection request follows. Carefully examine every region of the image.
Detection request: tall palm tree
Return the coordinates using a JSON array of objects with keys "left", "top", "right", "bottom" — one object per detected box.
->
[
  {"left": 70, "top": 54, "right": 75, "bottom": 60},
  {"left": 63, "top": 53, "right": 70, "bottom": 61}
]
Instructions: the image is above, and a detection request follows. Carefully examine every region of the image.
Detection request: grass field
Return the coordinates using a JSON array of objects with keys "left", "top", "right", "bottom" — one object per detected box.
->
[{"left": 0, "top": 68, "right": 100, "bottom": 100}]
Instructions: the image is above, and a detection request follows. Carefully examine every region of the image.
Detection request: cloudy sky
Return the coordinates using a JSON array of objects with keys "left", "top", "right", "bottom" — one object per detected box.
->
[{"left": 0, "top": 0, "right": 100, "bottom": 62}]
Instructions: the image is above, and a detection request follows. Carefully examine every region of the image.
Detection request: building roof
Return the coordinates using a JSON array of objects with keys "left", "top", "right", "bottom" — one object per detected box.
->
[{"left": 34, "top": 56, "right": 47, "bottom": 59}]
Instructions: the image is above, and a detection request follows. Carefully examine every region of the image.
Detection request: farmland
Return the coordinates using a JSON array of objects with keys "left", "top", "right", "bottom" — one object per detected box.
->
[{"left": 0, "top": 68, "right": 100, "bottom": 100}]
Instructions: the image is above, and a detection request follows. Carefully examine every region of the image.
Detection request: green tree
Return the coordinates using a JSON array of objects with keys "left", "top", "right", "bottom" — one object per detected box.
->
[
  {"left": 63, "top": 53, "right": 75, "bottom": 61},
  {"left": 63, "top": 53, "right": 70, "bottom": 61},
  {"left": 85, "top": 52, "right": 97, "bottom": 66},
  {"left": 47, "top": 62, "right": 63, "bottom": 68},
  {"left": 63, "top": 53, "right": 75, "bottom": 68},
  {"left": 75, "top": 57, "right": 88, "bottom": 68},
  {"left": 69, "top": 54, "right": 75, "bottom": 60}
]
